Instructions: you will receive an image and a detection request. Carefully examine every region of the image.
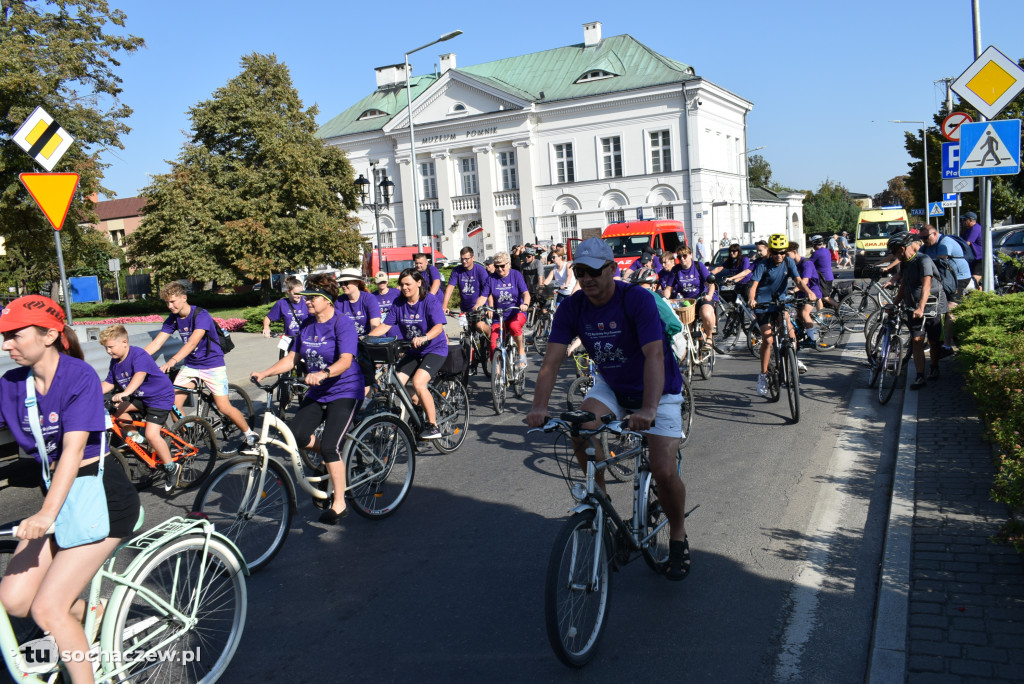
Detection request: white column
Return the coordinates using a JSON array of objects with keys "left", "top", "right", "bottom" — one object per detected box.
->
[
  {"left": 397, "top": 157, "right": 416, "bottom": 248},
  {"left": 432, "top": 151, "right": 453, "bottom": 254},
  {"left": 475, "top": 145, "right": 498, "bottom": 249},
  {"left": 513, "top": 140, "right": 535, "bottom": 243}
]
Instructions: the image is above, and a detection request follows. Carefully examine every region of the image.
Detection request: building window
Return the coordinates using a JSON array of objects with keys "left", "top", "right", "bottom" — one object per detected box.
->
[
  {"left": 654, "top": 205, "right": 674, "bottom": 219},
  {"left": 357, "top": 109, "right": 388, "bottom": 120},
  {"left": 109, "top": 229, "right": 125, "bottom": 247},
  {"left": 505, "top": 219, "right": 521, "bottom": 251},
  {"left": 497, "top": 151, "right": 518, "bottom": 191},
  {"left": 559, "top": 214, "right": 579, "bottom": 241},
  {"left": 554, "top": 143, "right": 575, "bottom": 184},
  {"left": 606, "top": 209, "right": 625, "bottom": 224},
  {"left": 575, "top": 70, "right": 616, "bottom": 83},
  {"left": 420, "top": 162, "right": 437, "bottom": 199},
  {"left": 650, "top": 130, "right": 671, "bottom": 173},
  {"left": 373, "top": 166, "right": 387, "bottom": 188},
  {"left": 460, "top": 157, "right": 478, "bottom": 195},
  {"left": 601, "top": 136, "right": 622, "bottom": 178}
]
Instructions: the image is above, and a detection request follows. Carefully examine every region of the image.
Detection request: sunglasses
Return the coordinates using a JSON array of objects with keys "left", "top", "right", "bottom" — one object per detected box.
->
[
  {"left": 572, "top": 263, "right": 609, "bottom": 279},
  {"left": 729, "top": 249, "right": 740, "bottom": 253},
  {"left": 494, "top": 263, "right": 509, "bottom": 269}
]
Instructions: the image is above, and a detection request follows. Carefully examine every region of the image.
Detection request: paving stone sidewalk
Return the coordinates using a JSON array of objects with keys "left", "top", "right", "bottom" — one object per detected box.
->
[{"left": 907, "top": 365, "right": 1024, "bottom": 682}]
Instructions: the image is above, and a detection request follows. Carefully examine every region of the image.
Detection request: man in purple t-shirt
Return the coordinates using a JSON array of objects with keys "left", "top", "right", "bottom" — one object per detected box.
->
[
  {"left": 526, "top": 237, "right": 691, "bottom": 581},
  {"left": 414, "top": 253, "right": 444, "bottom": 297},
  {"left": 959, "top": 211, "right": 983, "bottom": 288},
  {"left": 808, "top": 234, "right": 837, "bottom": 307},
  {"left": 443, "top": 246, "right": 491, "bottom": 339}
]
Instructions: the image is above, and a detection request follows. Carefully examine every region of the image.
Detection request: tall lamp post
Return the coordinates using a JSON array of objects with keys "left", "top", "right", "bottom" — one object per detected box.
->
[
  {"left": 405, "top": 30, "right": 462, "bottom": 254},
  {"left": 890, "top": 120, "right": 930, "bottom": 228},
  {"left": 355, "top": 169, "right": 395, "bottom": 276},
  {"left": 740, "top": 145, "right": 766, "bottom": 236}
]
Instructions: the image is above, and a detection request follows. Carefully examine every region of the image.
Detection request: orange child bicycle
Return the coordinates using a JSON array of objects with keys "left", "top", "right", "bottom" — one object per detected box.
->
[{"left": 106, "top": 402, "right": 218, "bottom": 491}]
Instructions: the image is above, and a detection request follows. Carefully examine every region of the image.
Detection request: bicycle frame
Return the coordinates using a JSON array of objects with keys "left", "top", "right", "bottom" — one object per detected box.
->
[
  {"left": 0, "top": 517, "right": 245, "bottom": 682},
  {"left": 108, "top": 415, "right": 197, "bottom": 470}
]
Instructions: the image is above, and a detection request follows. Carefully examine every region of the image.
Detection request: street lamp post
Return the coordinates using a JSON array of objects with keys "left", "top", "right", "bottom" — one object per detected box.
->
[
  {"left": 355, "top": 169, "right": 395, "bottom": 276},
  {"left": 405, "top": 30, "right": 462, "bottom": 254},
  {"left": 890, "top": 120, "right": 930, "bottom": 229}
]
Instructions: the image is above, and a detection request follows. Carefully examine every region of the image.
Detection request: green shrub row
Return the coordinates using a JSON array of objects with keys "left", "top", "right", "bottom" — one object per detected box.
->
[
  {"left": 71, "top": 291, "right": 261, "bottom": 317},
  {"left": 951, "top": 291, "right": 1024, "bottom": 549}
]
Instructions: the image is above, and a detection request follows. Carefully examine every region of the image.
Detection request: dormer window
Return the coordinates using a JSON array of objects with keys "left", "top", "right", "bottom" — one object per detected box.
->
[
  {"left": 357, "top": 109, "right": 388, "bottom": 120},
  {"left": 448, "top": 103, "right": 468, "bottom": 116},
  {"left": 575, "top": 70, "right": 616, "bottom": 83}
]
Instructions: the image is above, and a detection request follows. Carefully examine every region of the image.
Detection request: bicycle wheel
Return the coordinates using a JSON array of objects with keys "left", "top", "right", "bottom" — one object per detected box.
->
[
  {"left": 746, "top": 324, "right": 762, "bottom": 358},
  {"left": 201, "top": 384, "right": 255, "bottom": 453},
  {"left": 191, "top": 454, "right": 294, "bottom": 573},
  {"left": 544, "top": 509, "right": 611, "bottom": 668},
  {"left": 698, "top": 337, "right": 715, "bottom": 380},
  {"left": 533, "top": 316, "right": 551, "bottom": 355},
  {"left": 712, "top": 311, "right": 740, "bottom": 354},
  {"left": 168, "top": 416, "right": 218, "bottom": 489},
  {"left": 299, "top": 422, "right": 325, "bottom": 474},
  {"left": 475, "top": 335, "right": 492, "bottom": 379},
  {"left": 345, "top": 414, "right": 416, "bottom": 519},
  {"left": 459, "top": 338, "right": 472, "bottom": 387},
  {"left": 784, "top": 345, "right": 800, "bottom": 423},
  {"left": 865, "top": 312, "right": 886, "bottom": 364},
  {"left": 679, "top": 374, "right": 694, "bottom": 448},
  {"left": 836, "top": 289, "right": 879, "bottom": 332},
  {"left": 0, "top": 540, "right": 44, "bottom": 646},
  {"left": 110, "top": 533, "right": 246, "bottom": 682},
  {"left": 766, "top": 353, "right": 781, "bottom": 402},
  {"left": 878, "top": 335, "right": 903, "bottom": 405},
  {"left": 566, "top": 375, "right": 593, "bottom": 411},
  {"left": 431, "top": 377, "right": 469, "bottom": 454},
  {"left": 813, "top": 310, "right": 844, "bottom": 350},
  {"left": 513, "top": 348, "right": 527, "bottom": 399},
  {"left": 491, "top": 349, "right": 507, "bottom": 415},
  {"left": 109, "top": 445, "right": 151, "bottom": 491},
  {"left": 638, "top": 470, "right": 671, "bottom": 574},
  {"left": 869, "top": 328, "right": 886, "bottom": 388}
]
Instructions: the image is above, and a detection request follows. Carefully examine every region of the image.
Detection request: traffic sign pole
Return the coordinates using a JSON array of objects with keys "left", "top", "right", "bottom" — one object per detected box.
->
[{"left": 52, "top": 229, "right": 72, "bottom": 324}]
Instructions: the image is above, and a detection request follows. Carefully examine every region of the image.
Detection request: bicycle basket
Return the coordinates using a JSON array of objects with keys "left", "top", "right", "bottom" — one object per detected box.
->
[
  {"left": 360, "top": 336, "right": 403, "bottom": 364},
  {"left": 671, "top": 300, "right": 697, "bottom": 326},
  {"left": 466, "top": 309, "right": 487, "bottom": 325},
  {"left": 439, "top": 343, "right": 466, "bottom": 375}
]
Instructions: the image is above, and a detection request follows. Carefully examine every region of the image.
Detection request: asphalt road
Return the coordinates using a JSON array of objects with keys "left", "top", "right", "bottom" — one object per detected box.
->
[{"left": 2, "top": 270, "right": 906, "bottom": 682}]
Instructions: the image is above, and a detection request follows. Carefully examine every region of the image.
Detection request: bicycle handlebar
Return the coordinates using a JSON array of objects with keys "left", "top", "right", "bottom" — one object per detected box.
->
[
  {"left": 526, "top": 410, "right": 652, "bottom": 438},
  {"left": 1, "top": 523, "right": 56, "bottom": 537}
]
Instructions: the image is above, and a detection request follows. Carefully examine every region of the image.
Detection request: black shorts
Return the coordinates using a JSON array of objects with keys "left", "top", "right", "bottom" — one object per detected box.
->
[
  {"left": 289, "top": 396, "right": 361, "bottom": 464},
  {"left": 696, "top": 298, "right": 717, "bottom": 312},
  {"left": 45, "top": 459, "right": 142, "bottom": 542},
  {"left": 396, "top": 352, "right": 446, "bottom": 380},
  {"left": 134, "top": 399, "right": 171, "bottom": 428},
  {"left": 821, "top": 279, "right": 834, "bottom": 299},
  {"left": 903, "top": 312, "right": 943, "bottom": 341},
  {"left": 970, "top": 260, "right": 982, "bottom": 276},
  {"left": 952, "top": 278, "right": 971, "bottom": 303}
]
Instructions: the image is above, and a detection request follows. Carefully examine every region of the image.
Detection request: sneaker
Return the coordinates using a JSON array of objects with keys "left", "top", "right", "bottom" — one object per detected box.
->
[
  {"left": 938, "top": 345, "right": 955, "bottom": 360},
  {"left": 244, "top": 430, "right": 259, "bottom": 447},
  {"left": 420, "top": 423, "right": 443, "bottom": 440},
  {"left": 162, "top": 462, "right": 181, "bottom": 493},
  {"left": 927, "top": 366, "right": 940, "bottom": 381},
  {"left": 757, "top": 374, "right": 768, "bottom": 396},
  {"left": 797, "top": 359, "right": 807, "bottom": 374},
  {"left": 910, "top": 375, "right": 926, "bottom": 390}
]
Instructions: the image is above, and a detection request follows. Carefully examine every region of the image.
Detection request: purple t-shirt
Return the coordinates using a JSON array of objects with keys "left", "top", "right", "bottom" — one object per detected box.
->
[
  {"left": 104, "top": 346, "right": 175, "bottom": 409},
  {"left": 450, "top": 263, "right": 490, "bottom": 312},
  {"left": 373, "top": 288, "right": 400, "bottom": 321},
  {"left": 657, "top": 267, "right": 676, "bottom": 291},
  {"left": 0, "top": 356, "right": 106, "bottom": 464},
  {"left": 809, "top": 247, "right": 835, "bottom": 282},
  {"left": 482, "top": 269, "right": 529, "bottom": 321},
  {"left": 267, "top": 297, "right": 309, "bottom": 335},
  {"left": 420, "top": 265, "right": 443, "bottom": 293},
  {"left": 628, "top": 256, "right": 663, "bottom": 273},
  {"left": 161, "top": 306, "right": 225, "bottom": 370},
  {"left": 549, "top": 282, "right": 683, "bottom": 397},
  {"left": 292, "top": 313, "right": 364, "bottom": 401},
  {"left": 960, "top": 222, "right": 982, "bottom": 260},
  {"left": 335, "top": 291, "right": 381, "bottom": 336},
  {"left": 383, "top": 293, "right": 449, "bottom": 358},
  {"left": 797, "top": 259, "right": 823, "bottom": 299},
  {"left": 672, "top": 261, "right": 717, "bottom": 301},
  {"left": 720, "top": 256, "right": 753, "bottom": 284}
]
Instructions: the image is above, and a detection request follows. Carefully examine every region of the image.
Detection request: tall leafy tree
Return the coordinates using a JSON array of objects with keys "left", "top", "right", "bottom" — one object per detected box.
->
[
  {"left": 873, "top": 175, "right": 915, "bottom": 210},
  {"left": 747, "top": 154, "right": 773, "bottom": 189},
  {"left": 803, "top": 179, "right": 859, "bottom": 236},
  {"left": 130, "top": 53, "right": 364, "bottom": 291},
  {"left": 0, "top": 0, "right": 143, "bottom": 290}
]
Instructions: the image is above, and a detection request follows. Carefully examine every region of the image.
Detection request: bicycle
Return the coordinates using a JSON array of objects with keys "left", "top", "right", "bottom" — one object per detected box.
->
[
  {"left": 0, "top": 515, "right": 247, "bottom": 682},
  {"left": 529, "top": 285, "right": 558, "bottom": 355},
  {"left": 480, "top": 306, "right": 528, "bottom": 415},
  {"left": 755, "top": 294, "right": 801, "bottom": 423},
  {"left": 835, "top": 266, "right": 896, "bottom": 333},
  {"left": 668, "top": 300, "right": 715, "bottom": 381},
  {"left": 788, "top": 298, "right": 845, "bottom": 350},
  {"left": 529, "top": 410, "right": 685, "bottom": 667},
  {"left": 868, "top": 301, "right": 935, "bottom": 405},
  {"left": 363, "top": 336, "right": 470, "bottom": 454},
  {"left": 453, "top": 310, "right": 491, "bottom": 386},
  {"left": 170, "top": 372, "right": 256, "bottom": 455},
  {"left": 191, "top": 374, "right": 417, "bottom": 572},
  {"left": 712, "top": 282, "right": 761, "bottom": 357},
  {"left": 107, "top": 401, "right": 218, "bottom": 491}
]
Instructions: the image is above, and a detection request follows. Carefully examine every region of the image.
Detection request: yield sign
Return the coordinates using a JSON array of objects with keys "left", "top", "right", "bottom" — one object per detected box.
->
[
  {"left": 19, "top": 173, "right": 80, "bottom": 230},
  {"left": 941, "top": 112, "right": 973, "bottom": 142}
]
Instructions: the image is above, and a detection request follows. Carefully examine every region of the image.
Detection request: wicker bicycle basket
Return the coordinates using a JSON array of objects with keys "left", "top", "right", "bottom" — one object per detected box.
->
[{"left": 671, "top": 300, "right": 697, "bottom": 326}]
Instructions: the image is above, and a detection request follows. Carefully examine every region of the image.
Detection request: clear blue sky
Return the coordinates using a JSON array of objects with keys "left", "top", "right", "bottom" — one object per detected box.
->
[{"left": 98, "top": 0, "right": 1022, "bottom": 201}]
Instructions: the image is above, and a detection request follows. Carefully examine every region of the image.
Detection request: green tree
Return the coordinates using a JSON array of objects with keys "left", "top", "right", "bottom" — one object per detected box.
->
[
  {"left": 873, "top": 175, "right": 915, "bottom": 210},
  {"left": 747, "top": 154, "right": 773, "bottom": 189},
  {"left": 803, "top": 179, "right": 859, "bottom": 236},
  {"left": 130, "top": 53, "right": 365, "bottom": 293},
  {"left": 0, "top": 0, "right": 143, "bottom": 290}
]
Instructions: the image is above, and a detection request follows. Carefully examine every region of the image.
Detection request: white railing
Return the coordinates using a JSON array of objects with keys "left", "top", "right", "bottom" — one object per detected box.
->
[
  {"left": 419, "top": 199, "right": 439, "bottom": 211},
  {"left": 451, "top": 194, "right": 480, "bottom": 213},
  {"left": 494, "top": 190, "right": 520, "bottom": 208}
]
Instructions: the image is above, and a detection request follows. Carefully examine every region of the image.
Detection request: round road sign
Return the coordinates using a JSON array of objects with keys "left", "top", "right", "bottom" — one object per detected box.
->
[{"left": 942, "top": 112, "right": 974, "bottom": 142}]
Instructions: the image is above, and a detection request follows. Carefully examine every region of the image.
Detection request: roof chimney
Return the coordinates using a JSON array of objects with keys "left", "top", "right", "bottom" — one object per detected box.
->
[
  {"left": 583, "top": 21, "right": 602, "bottom": 47},
  {"left": 440, "top": 53, "right": 456, "bottom": 74},
  {"left": 374, "top": 63, "right": 410, "bottom": 89}
]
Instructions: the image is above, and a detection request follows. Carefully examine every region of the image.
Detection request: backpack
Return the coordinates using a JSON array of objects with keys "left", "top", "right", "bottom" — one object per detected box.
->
[
  {"left": 933, "top": 257, "right": 959, "bottom": 299},
  {"left": 943, "top": 234, "right": 976, "bottom": 262},
  {"left": 175, "top": 306, "right": 235, "bottom": 354}
]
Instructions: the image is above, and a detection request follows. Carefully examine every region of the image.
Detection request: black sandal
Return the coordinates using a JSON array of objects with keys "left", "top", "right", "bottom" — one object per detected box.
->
[{"left": 666, "top": 537, "right": 691, "bottom": 581}]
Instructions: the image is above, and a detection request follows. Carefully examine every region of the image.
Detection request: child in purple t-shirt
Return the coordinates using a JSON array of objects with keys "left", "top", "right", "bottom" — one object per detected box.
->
[{"left": 263, "top": 276, "right": 309, "bottom": 355}]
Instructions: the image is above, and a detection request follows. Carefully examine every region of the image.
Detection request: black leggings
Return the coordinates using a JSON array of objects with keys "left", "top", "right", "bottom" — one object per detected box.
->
[{"left": 289, "top": 396, "right": 361, "bottom": 463}]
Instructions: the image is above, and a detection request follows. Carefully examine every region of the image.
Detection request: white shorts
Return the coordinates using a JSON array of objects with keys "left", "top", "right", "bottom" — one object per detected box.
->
[
  {"left": 584, "top": 376, "right": 684, "bottom": 440},
  {"left": 173, "top": 365, "right": 230, "bottom": 397}
]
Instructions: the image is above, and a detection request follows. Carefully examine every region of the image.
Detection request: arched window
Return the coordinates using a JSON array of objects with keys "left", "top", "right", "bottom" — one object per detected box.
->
[
  {"left": 575, "top": 70, "right": 616, "bottom": 83},
  {"left": 448, "top": 103, "right": 468, "bottom": 115},
  {"left": 791, "top": 212, "right": 800, "bottom": 233}
]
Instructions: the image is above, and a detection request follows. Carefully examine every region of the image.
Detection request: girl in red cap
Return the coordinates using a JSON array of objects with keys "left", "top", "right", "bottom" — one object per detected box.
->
[{"left": 0, "top": 295, "right": 140, "bottom": 681}]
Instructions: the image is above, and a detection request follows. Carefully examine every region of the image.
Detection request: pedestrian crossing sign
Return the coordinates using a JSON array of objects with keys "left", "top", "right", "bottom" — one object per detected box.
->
[{"left": 957, "top": 120, "right": 1020, "bottom": 177}]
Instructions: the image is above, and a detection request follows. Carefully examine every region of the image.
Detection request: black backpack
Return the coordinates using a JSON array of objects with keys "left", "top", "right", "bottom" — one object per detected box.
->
[
  {"left": 175, "top": 306, "right": 235, "bottom": 354},
  {"left": 933, "top": 257, "right": 959, "bottom": 299},
  {"left": 943, "top": 234, "right": 976, "bottom": 263}
]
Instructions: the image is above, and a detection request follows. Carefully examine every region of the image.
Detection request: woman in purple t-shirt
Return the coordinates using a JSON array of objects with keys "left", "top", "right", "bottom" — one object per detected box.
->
[
  {"left": 0, "top": 296, "right": 140, "bottom": 682},
  {"left": 251, "top": 274, "right": 365, "bottom": 525},
  {"left": 369, "top": 268, "right": 449, "bottom": 441}
]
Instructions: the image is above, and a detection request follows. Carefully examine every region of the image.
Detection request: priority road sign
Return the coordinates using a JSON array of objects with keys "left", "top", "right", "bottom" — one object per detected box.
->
[
  {"left": 958, "top": 119, "right": 1021, "bottom": 177},
  {"left": 928, "top": 202, "right": 944, "bottom": 217},
  {"left": 942, "top": 142, "right": 960, "bottom": 178},
  {"left": 11, "top": 107, "right": 75, "bottom": 172},
  {"left": 942, "top": 112, "right": 973, "bottom": 142},
  {"left": 952, "top": 46, "right": 1024, "bottom": 120}
]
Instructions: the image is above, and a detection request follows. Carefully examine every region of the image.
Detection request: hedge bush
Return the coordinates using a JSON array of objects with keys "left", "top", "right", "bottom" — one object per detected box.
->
[
  {"left": 71, "top": 290, "right": 261, "bottom": 318},
  {"left": 952, "top": 291, "right": 1024, "bottom": 549}
]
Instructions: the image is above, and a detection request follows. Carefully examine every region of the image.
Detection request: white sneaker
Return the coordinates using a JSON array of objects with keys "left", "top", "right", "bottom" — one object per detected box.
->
[
  {"left": 797, "top": 359, "right": 807, "bottom": 374},
  {"left": 757, "top": 374, "right": 768, "bottom": 396}
]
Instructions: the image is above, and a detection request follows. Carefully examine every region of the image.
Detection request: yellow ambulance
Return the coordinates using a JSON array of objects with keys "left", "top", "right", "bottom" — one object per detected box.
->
[{"left": 854, "top": 206, "right": 910, "bottom": 276}]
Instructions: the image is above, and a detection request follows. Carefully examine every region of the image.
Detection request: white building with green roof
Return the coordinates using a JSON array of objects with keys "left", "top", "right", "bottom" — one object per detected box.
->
[{"left": 318, "top": 22, "right": 802, "bottom": 259}]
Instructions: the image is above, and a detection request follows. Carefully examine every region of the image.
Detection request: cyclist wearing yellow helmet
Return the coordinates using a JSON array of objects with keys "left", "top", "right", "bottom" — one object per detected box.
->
[{"left": 747, "top": 234, "right": 818, "bottom": 396}]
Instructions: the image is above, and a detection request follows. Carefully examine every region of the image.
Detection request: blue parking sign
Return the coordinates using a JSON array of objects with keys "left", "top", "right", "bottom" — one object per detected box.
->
[{"left": 942, "top": 142, "right": 960, "bottom": 178}]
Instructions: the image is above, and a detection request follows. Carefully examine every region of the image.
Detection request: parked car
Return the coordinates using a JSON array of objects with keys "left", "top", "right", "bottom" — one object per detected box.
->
[
  {"left": 711, "top": 244, "right": 757, "bottom": 267},
  {"left": 995, "top": 227, "right": 1024, "bottom": 257}
]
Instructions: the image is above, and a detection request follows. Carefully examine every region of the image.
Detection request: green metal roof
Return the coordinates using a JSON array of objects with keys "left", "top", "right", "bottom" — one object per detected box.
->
[{"left": 317, "top": 34, "right": 696, "bottom": 140}]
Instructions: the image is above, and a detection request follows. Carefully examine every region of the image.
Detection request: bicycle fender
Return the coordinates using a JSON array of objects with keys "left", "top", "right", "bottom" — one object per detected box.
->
[{"left": 568, "top": 502, "right": 597, "bottom": 516}]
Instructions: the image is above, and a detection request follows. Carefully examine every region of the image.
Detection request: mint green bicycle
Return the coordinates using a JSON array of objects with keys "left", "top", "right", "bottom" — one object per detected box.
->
[{"left": 0, "top": 514, "right": 248, "bottom": 683}]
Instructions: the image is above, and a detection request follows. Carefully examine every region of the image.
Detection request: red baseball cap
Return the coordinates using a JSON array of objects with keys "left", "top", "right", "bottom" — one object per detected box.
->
[{"left": 0, "top": 295, "right": 67, "bottom": 333}]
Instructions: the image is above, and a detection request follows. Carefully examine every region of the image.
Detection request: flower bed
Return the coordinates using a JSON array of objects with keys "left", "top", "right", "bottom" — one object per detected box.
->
[{"left": 74, "top": 315, "right": 248, "bottom": 332}]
